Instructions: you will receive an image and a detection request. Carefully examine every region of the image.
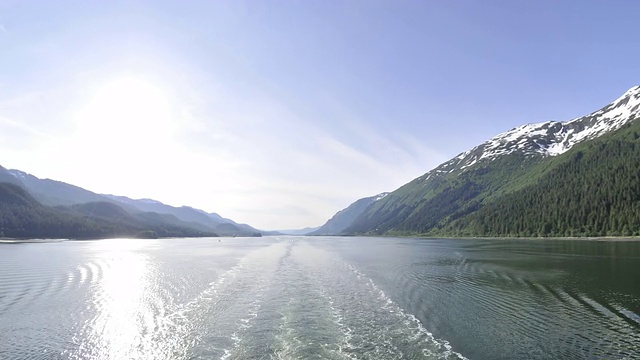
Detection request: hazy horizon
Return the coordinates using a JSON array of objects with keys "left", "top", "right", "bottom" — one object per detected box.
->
[{"left": 1, "top": 1, "right": 639, "bottom": 230}]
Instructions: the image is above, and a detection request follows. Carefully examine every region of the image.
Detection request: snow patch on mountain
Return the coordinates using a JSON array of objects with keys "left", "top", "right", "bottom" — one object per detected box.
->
[
  {"left": 373, "top": 192, "right": 389, "bottom": 201},
  {"left": 430, "top": 86, "right": 640, "bottom": 177},
  {"left": 8, "top": 169, "right": 28, "bottom": 180}
]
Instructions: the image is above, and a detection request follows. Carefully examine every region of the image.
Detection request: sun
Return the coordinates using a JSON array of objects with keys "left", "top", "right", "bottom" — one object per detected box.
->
[
  {"left": 67, "top": 75, "right": 182, "bottom": 186},
  {"left": 71, "top": 75, "right": 179, "bottom": 167},
  {"left": 75, "top": 76, "right": 175, "bottom": 149}
]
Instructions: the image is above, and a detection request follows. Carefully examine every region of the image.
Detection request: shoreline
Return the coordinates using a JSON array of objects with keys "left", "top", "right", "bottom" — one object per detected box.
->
[
  {"left": 398, "top": 235, "right": 640, "bottom": 242},
  {"left": 296, "top": 234, "right": 640, "bottom": 242},
  {"left": 0, "top": 235, "right": 254, "bottom": 244},
  {"left": 0, "top": 238, "right": 68, "bottom": 244},
  {"left": 3, "top": 235, "right": 640, "bottom": 243}
]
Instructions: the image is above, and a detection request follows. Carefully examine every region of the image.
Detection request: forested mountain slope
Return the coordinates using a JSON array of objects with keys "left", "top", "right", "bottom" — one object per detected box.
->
[
  {"left": 446, "top": 120, "right": 640, "bottom": 237},
  {"left": 344, "top": 86, "right": 640, "bottom": 237}
]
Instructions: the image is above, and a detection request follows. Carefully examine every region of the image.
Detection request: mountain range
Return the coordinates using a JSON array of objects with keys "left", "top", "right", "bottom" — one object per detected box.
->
[
  {"left": 4, "top": 86, "right": 640, "bottom": 239},
  {"left": 0, "top": 167, "right": 265, "bottom": 239},
  {"left": 314, "top": 85, "right": 640, "bottom": 238}
]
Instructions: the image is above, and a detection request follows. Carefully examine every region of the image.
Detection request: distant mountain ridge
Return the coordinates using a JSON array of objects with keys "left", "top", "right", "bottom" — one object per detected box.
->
[
  {"left": 103, "top": 194, "right": 264, "bottom": 236},
  {"left": 277, "top": 227, "right": 320, "bottom": 235},
  {"left": 314, "top": 86, "right": 640, "bottom": 238},
  {"left": 7, "top": 169, "right": 108, "bottom": 206},
  {"left": 0, "top": 182, "right": 215, "bottom": 239},
  {"left": 0, "top": 166, "right": 265, "bottom": 238},
  {"left": 309, "top": 193, "right": 388, "bottom": 235}
]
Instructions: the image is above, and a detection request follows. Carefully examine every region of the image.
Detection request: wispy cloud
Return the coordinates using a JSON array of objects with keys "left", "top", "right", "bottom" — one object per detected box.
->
[
  {"left": 167, "top": 91, "right": 449, "bottom": 229},
  {"left": 0, "top": 116, "right": 50, "bottom": 138},
  {"left": 0, "top": 24, "right": 6, "bottom": 33},
  {"left": 0, "top": 116, "right": 54, "bottom": 173}
]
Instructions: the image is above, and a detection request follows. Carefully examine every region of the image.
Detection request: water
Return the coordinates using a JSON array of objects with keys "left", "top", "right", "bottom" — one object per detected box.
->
[{"left": 0, "top": 237, "right": 639, "bottom": 359}]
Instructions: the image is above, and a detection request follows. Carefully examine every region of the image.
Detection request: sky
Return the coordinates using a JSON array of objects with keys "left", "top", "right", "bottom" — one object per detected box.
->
[{"left": 1, "top": 1, "right": 639, "bottom": 230}]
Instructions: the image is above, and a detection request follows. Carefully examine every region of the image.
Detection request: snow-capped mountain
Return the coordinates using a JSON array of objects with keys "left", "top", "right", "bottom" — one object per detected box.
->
[
  {"left": 431, "top": 86, "right": 640, "bottom": 176},
  {"left": 344, "top": 85, "right": 640, "bottom": 237}
]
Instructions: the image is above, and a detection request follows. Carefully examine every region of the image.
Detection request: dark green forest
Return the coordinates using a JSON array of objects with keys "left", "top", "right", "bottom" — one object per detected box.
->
[{"left": 445, "top": 120, "right": 640, "bottom": 237}]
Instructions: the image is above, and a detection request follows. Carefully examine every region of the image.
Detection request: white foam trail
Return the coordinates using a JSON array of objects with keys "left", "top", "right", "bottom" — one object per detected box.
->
[
  {"left": 173, "top": 256, "right": 248, "bottom": 319},
  {"left": 181, "top": 241, "right": 288, "bottom": 358},
  {"left": 272, "top": 298, "right": 306, "bottom": 360},
  {"left": 221, "top": 300, "right": 263, "bottom": 360},
  {"left": 344, "top": 263, "right": 468, "bottom": 359}
]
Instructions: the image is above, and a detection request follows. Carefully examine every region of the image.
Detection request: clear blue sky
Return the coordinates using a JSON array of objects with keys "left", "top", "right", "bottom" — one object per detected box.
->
[{"left": 1, "top": 1, "right": 638, "bottom": 229}]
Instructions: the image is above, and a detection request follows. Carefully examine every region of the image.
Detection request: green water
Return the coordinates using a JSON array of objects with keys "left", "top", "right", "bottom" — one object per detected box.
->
[{"left": 0, "top": 237, "right": 638, "bottom": 359}]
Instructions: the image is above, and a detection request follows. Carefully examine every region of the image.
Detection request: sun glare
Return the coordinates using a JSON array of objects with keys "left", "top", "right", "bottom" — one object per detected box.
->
[
  {"left": 75, "top": 76, "right": 175, "bottom": 149},
  {"left": 70, "top": 75, "right": 180, "bottom": 175}
]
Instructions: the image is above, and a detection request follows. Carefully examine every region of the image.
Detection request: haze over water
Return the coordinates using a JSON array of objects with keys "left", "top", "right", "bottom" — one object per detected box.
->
[{"left": 1, "top": 237, "right": 639, "bottom": 359}]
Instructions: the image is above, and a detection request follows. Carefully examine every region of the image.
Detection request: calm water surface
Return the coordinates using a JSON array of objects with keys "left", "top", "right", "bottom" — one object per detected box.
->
[{"left": 0, "top": 237, "right": 639, "bottom": 359}]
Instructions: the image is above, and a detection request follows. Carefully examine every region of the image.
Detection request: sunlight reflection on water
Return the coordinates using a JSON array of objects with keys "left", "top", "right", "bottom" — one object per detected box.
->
[
  {"left": 68, "top": 239, "right": 181, "bottom": 359},
  {"left": 92, "top": 252, "right": 149, "bottom": 358}
]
